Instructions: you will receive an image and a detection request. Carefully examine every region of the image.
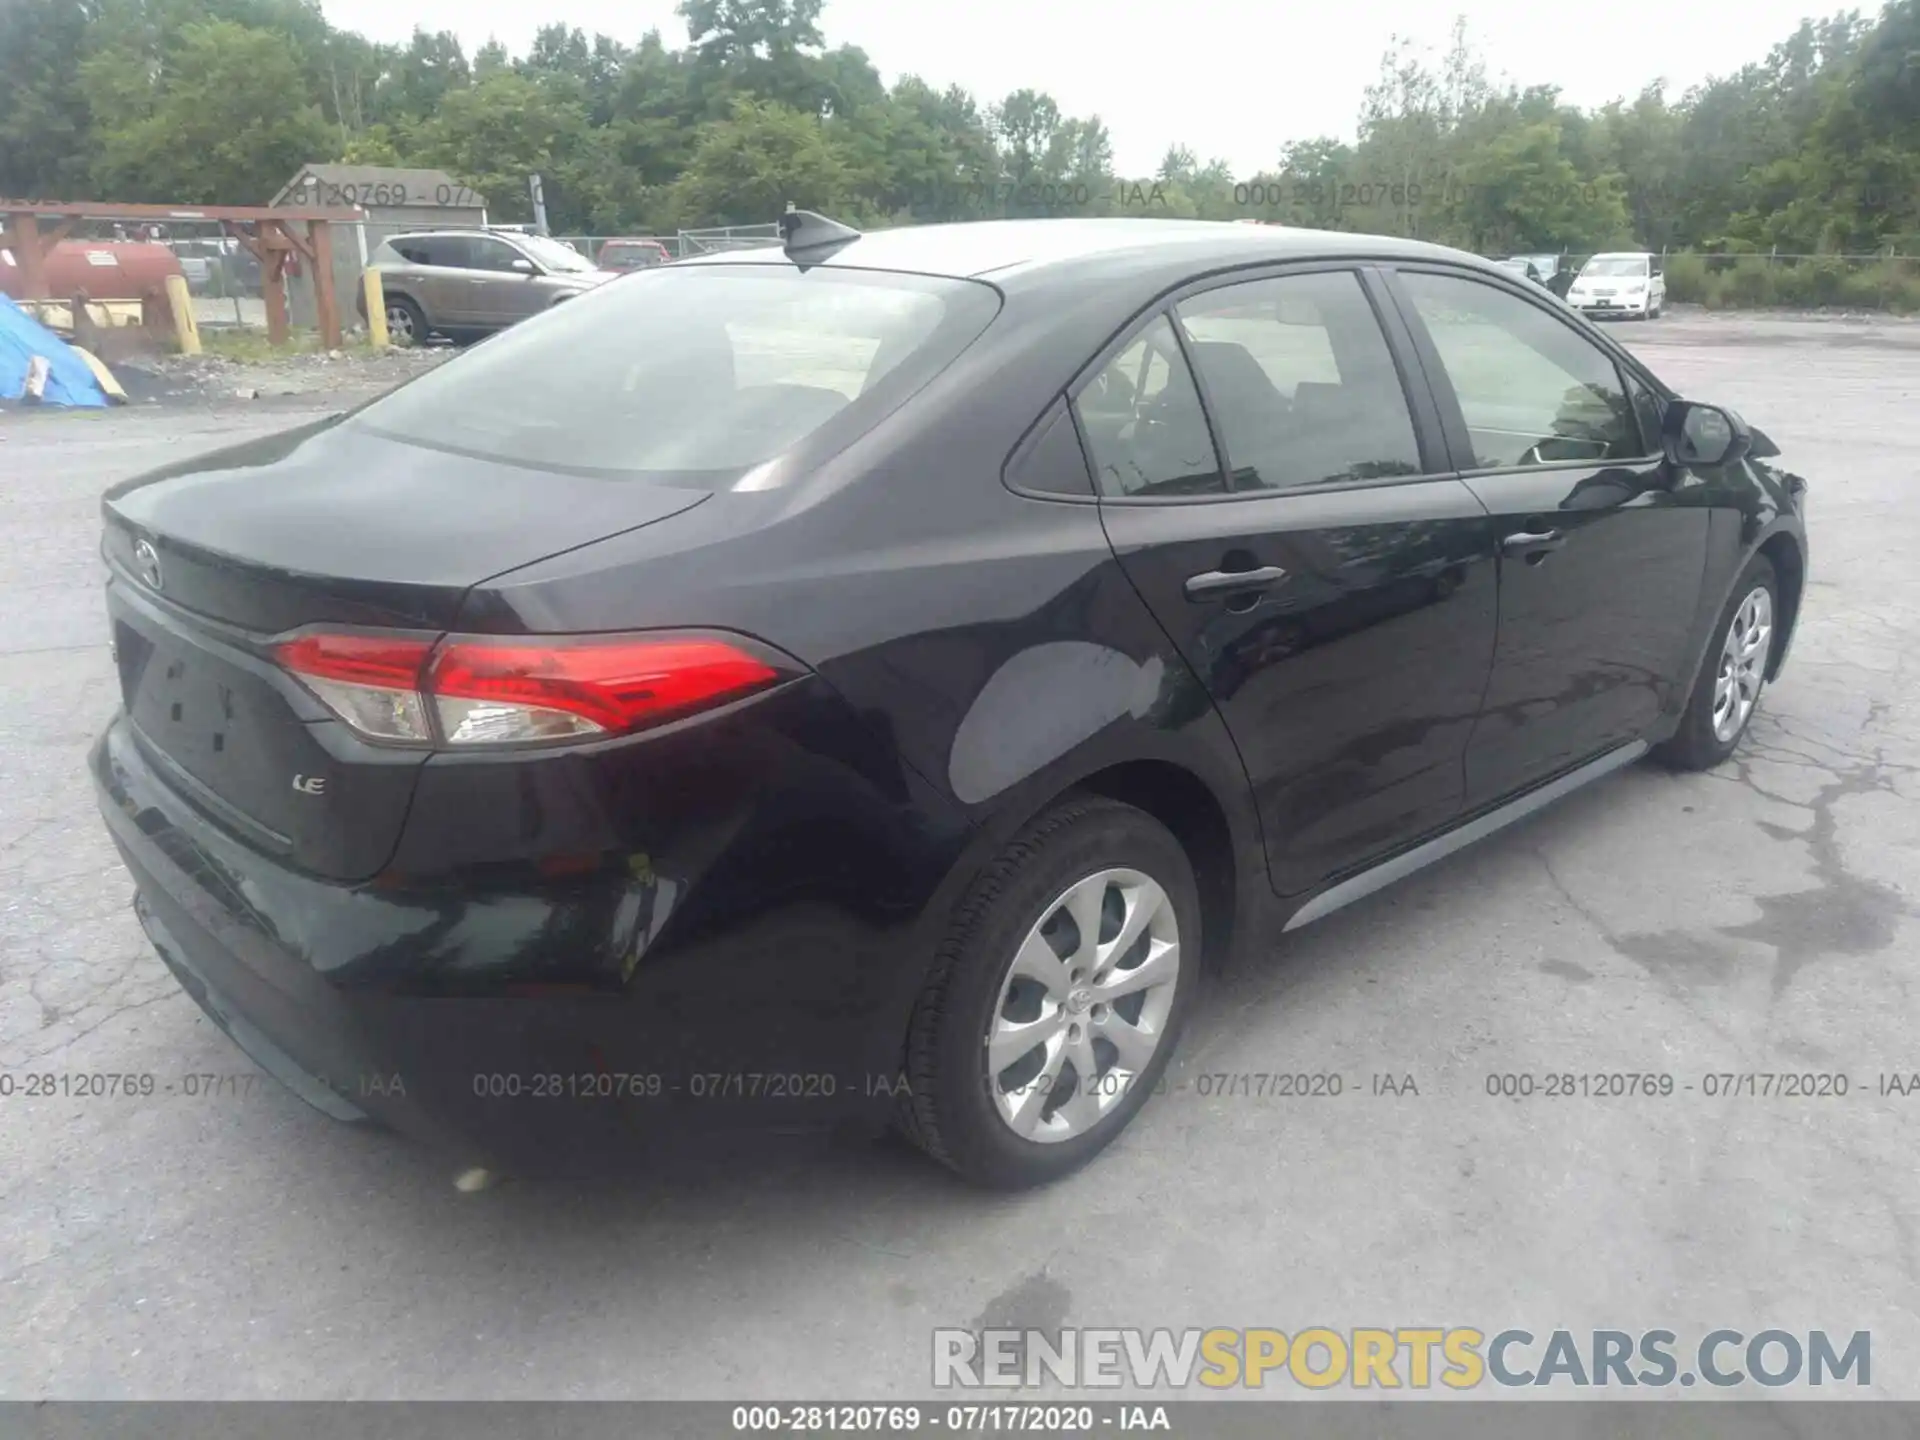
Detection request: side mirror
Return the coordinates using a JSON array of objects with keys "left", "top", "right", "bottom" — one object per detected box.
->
[
  {"left": 510, "top": 258, "right": 536, "bottom": 276},
  {"left": 1664, "top": 400, "right": 1750, "bottom": 468}
]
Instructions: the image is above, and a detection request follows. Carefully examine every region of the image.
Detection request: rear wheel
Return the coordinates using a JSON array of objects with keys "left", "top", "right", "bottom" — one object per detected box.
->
[
  {"left": 384, "top": 295, "right": 427, "bottom": 348},
  {"left": 898, "top": 795, "right": 1200, "bottom": 1189},
  {"left": 1657, "top": 554, "right": 1777, "bottom": 770}
]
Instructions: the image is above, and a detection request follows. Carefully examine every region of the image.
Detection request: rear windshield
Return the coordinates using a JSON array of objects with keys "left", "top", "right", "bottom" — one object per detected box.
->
[{"left": 353, "top": 265, "right": 1001, "bottom": 485}]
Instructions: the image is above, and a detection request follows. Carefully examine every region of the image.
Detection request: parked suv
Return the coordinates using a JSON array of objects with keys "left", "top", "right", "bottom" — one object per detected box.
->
[{"left": 360, "top": 229, "right": 613, "bottom": 345}]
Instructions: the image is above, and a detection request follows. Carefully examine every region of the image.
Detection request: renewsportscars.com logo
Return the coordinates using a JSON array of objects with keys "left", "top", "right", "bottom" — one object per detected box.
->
[{"left": 932, "top": 1327, "right": 1872, "bottom": 1390}]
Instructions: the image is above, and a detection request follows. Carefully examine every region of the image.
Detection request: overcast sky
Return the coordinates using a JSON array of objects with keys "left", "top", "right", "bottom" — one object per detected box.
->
[{"left": 317, "top": 0, "right": 1826, "bottom": 176}]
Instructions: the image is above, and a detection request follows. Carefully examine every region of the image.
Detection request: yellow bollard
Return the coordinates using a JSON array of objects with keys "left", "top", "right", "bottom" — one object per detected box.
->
[
  {"left": 162, "top": 273, "right": 200, "bottom": 355},
  {"left": 363, "top": 269, "right": 389, "bottom": 348}
]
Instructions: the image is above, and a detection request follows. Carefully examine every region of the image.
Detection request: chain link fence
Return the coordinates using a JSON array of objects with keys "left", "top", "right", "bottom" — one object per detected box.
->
[
  {"left": 163, "top": 221, "right": 269, "bottom": 331},
  {"left": 9, "top": 221, "right": 786, "bottom": 342},
  {"left": 3, "top": 219, "right": 269, "bottom": 338},
  {"left": 29, "top": 222, "right": 1912, "bottom": 343},
  {"left": 1508, "top": 249, "right": 1920, "bottom": 312},
  {"left": 550, "top": 226, "right": 785, "bottom": 264}
]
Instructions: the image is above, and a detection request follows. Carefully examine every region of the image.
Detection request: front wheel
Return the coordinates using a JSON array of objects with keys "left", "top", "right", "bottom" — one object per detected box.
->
[
  {"left": 897, "top": 795, "right": 1201, "bottom": 1188},
  {"left": 1656, "top": 554, "right": 1778, "bottom": 770}
]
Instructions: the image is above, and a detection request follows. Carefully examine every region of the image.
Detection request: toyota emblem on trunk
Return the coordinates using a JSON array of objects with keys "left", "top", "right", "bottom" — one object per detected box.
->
[{"left": 133, "top": 539, "right": 163, "bottom": 590}]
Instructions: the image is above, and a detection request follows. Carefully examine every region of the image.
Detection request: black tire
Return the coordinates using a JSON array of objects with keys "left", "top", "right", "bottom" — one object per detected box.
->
[
  {"left": 1656, "top": 554, "right": 1778, "bottom": 770},
  {"left": 384, "top": 294, "right": 427, "bottom": 348},
  {"left": 897, "top": 794, "right": 1202, "bottom": 1189}
]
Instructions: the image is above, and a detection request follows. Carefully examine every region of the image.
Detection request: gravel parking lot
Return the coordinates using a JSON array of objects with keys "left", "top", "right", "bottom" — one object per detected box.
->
[{"left": 2, "top": 310, "right": 1917, "bottom": 1400}]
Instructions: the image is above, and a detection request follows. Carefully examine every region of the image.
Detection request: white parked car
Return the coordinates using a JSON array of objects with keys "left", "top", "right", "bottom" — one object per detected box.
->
[{"left": 1566, "top": 252, "right": 1666, "bottom": 319}]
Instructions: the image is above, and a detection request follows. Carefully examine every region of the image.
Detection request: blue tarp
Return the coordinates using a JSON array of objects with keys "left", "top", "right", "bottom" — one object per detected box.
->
[{"left": 0, "top": 297, "right": 109, "bottom": 407}]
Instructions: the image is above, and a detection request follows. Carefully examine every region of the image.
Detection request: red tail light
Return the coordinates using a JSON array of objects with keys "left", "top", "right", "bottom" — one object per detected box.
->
[{"left": 274, "top": 630, "right": 802, "bottom": 747}]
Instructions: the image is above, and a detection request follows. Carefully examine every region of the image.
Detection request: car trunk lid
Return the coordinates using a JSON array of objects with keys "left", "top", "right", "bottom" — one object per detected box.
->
[{"left": 101, "top": 415, "right": 710, "bottom": 880}]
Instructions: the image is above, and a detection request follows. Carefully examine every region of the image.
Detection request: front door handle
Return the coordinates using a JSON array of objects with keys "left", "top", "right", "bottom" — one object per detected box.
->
[
  {"left": 1501, "top": 528, "right": 1567, "bottom": 558},
  {"left": 1184, "top": 565, "right": 1289, "bottom": 600}
]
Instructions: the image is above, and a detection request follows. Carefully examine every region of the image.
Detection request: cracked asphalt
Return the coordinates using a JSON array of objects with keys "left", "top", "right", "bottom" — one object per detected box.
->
[{"left": 2, "top": 311, "right": 1918, "bottom": 1400}]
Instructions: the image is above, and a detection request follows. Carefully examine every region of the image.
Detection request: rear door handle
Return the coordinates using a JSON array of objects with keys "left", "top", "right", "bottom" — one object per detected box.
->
[
  {"left": 1184, "top": 565, "right": 1288, "bottom": 600},
  {"left": 1501, "top": 528, "right": 1567, "bottom": 557}
]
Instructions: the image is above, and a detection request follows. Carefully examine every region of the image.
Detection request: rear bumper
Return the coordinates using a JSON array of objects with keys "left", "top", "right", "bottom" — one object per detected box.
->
[
  {"left": 1570, "top": 297, "right": 1654, "bottom": 316},
  {"left": 92, "top": 712, "right": 934, "bottom": 1173}
]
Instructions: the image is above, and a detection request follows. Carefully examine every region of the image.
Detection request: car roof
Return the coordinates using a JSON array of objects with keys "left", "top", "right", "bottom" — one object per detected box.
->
[
  {"left": 671, "top": 217, "right": 1492, "bottom": 288},
  {"left": 1586, "top": 251, "right": 1653, "bottom": 259}
]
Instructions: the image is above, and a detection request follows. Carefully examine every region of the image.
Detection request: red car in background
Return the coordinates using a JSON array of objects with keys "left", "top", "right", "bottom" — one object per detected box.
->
[{"left": 596, "top": 238, "right": 673, "bottom": 272}]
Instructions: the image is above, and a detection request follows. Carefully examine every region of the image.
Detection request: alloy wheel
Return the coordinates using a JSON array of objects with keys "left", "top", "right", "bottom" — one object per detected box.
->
[
  {"left": 1711, "top": 585, "right": 1773, "bottom": 742},
  {"left": 985, "top": 868, "right": 1180, "bottom": 1144},
  {"left": 385, "top": 304, "right": 416, "bottom": 345}
]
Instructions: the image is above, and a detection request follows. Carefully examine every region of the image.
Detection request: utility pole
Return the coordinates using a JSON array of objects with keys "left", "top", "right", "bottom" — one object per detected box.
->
[{"left": 529, "top": 174, "right": 550, "bottom": 236}]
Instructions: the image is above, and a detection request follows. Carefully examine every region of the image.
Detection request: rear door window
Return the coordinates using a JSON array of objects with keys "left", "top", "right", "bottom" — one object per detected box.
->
[
  {"left": 1071, "top": 315, "right": 1223, "bottom": 498},
  {"left": 429, "top": 237, "right": 478, "bottom": 268},
  {"left": 1174, "top": 270, "right": 1424, "bottom": 490},
  {"left": 394, "top": 237, "right": 465, "bottom": 267}
]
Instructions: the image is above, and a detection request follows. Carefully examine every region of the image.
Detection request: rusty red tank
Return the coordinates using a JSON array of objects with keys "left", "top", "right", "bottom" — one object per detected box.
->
[{"left": 0, "top": 240, "right": 185, "bottom": 301}]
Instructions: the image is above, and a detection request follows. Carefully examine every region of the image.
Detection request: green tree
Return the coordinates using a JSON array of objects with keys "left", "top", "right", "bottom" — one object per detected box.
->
[
  {"left": 679, "top": 0, "right": 828, "bottom": 117},
  {"left": 1269, "top": 137, "right": 1358, "bottom": 228},
  {"left": 5, "top": 0, "right": 1916, "bottom": 296},
  {"left": 415, "top": 71, "right": 591, "bottom": 224},
  {"left": 0, "top": 0, "right": 99, "bottom": 198},
  {"left": 853, "top": 76, "right": 999, "bottom": 221},
  {"left": 1047, "top": 116, "right": 1114, "bottom": 185},
  {"left": 373, "top": 28, "right": 470, "bottom": 127},
  {"left": 1157, "top": 144, "right": 1198, "bottom": 185},
  {"left": 474, "top": 39, "right": 510, "bottom": 78},
  {"left": 665, "top": 95, "right": 846, "bottom": 225},
  {"left": 1592, "top": 84, "right": 1685, "bottom": 248},
  {"left": 1447, "top": 120, "right": 1631, "bottom": 250},
  {"left": 991, "top": 88, "right": 1062, "bottom": 195},
  {"left": 82, "top": 18, "right": 332, "bottom": 202}
]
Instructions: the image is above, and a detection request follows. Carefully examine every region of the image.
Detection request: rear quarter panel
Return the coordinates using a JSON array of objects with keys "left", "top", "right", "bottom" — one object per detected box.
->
[{"left": 458, "top": 271, "right": 1275, "bottom": 971}]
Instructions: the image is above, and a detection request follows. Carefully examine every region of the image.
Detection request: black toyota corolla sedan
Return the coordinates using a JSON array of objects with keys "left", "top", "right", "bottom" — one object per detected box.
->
[{"left": 92, "top": 212, "right": 1809, "bottom": 1188}]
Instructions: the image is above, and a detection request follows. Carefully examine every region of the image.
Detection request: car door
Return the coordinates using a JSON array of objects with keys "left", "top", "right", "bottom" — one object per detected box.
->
[
  {"left": 1384, "top": 265, "right": 1710, "bottom": 807},
  {"left": 462, "top": 235, "right": 546, "bottom": 327},
  {"left": 1083, "top": 266, "right": 1501, "bottom": 896},
  {"left": 389, "top": 237, "right": 468, "bottom": 328}
]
